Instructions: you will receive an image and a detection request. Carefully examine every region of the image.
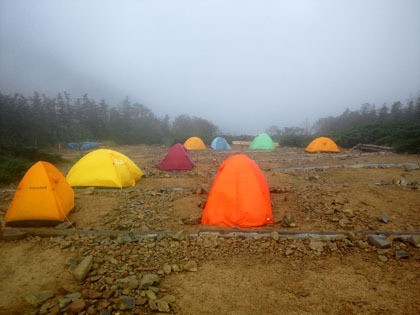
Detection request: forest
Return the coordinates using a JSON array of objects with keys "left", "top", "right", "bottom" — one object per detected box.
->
[{"left": 1, "top": 90, "right": 419, "bottom": 184}]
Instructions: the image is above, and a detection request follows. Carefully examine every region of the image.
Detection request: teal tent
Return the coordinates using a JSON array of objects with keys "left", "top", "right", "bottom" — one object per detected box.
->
[{"left": 249, "top": 133, "right": 275, "bottom": 150}]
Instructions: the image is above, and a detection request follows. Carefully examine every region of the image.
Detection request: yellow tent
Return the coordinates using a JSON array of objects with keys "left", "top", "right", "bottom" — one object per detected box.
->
[
  {"left": 305, "top": 137, "right": 340, "bottom": 153},
  {"left": 6, "top": 161, "right": 74, "bottom": 226},
  {"left": 66, "top": 149, "right": 143, "bottom": 187},
  {"left": 184, "top": 137, "right": 206, "bottom": 150}
]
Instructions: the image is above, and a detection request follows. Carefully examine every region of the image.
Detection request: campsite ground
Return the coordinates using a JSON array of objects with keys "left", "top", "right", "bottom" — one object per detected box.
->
[{"left": 0, "top": 145, "right": 419, "bottom": 314}]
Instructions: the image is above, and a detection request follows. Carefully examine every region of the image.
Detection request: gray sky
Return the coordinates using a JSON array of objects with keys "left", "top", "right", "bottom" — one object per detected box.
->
[{"left": 1, "top": 0, "right": 419, "bottom": 134}]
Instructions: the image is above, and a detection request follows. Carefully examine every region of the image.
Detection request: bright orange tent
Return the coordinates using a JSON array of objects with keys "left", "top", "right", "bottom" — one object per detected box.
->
[
  {"left": 202, "top": 154, "right": 273, "bottom": 227},
  {"left": 6, "top": 161, "right": 74, "bottom": 226},
  {"left": 305, "top": 137, "right": 340, "bottom": 153},
  {"left": 184, "top": 137, "right": 206, "bottom": 150}
]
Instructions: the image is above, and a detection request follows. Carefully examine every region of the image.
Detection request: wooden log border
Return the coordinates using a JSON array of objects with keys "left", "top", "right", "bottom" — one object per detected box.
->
[{"left": 1, "top": 227, "right": 420, "bottom": 240}]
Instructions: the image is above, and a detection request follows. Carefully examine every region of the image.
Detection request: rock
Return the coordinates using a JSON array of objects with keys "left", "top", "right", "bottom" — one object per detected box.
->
[
  {"left": 379, "top": 213, "right": 388, "bottom": 223},
  {"left": 80, "top": 187, "right": 95, "bottom": 195},
  {"left": 90, "top": 275, "right": 102, "bottom": 282},
  {"left": 160, "top": 295, "right": 176, "bottom": 303},
  {"left": 368, "top": 235, "right": 391, "bottom": 249},
  {"left": 24, "top": 290, "right": 55, "bottom": 306},
  {"left": 81, "top": 289, "right": 102, "bottom": 299},
  {"left": 139, "top": 274, "right": 160, "bottom": 289},
  {"left": 86, "top": 305, "right": 96, "bottom": 315},
  {"left": 338, "top": 217, "right": 351, "bottom": 229},
  {"left": 163, "top": 263, "right": 172, "bottom": 275},
  {"left": 66, "top": 292, "right": 82, "bottom": 301},
  {"left": 157, "top": 299, "right": 171, "bottom": 313},
  {"left": 146, "top": 290, "right": 157, "bottom": 300},
  {"left": 117, "top": 276, "right": 138, "bottom": 290},
  {"left": 357, "top": 240, "right": 369, "bottom": 249},
  {"left": 399, "top": 177, "right": 408, "bottom": 187},
  {"left": 378, "top": 255, "right": 388, "bottom": 262},
  {"left": 173, "top": 230, "right": 186, "bottom": 241},
  {"left": 72, "top": 255, "right": 93, "bottom": 282},
  {"left": 343, "top": 209, "right": 354, "bottom": 218},
  {"left": 117, "top": 232, "right": 137, "bottom": 243},
  {"left": 404, "top": 163, "right": 419, "bottom": 171},
  {"left": 172, "top": 264, "right": 180, "bottom": 272},
  {"left": 270, "top": 231, "right": 279, "bottom": 241},
  {"left": 184, "top": 260, "right": 198, "bottom": 272},
  {"left": 395, "top": 250, "right": 409, "bottom": 259},
  {"left": 309, "top": 241, "right": 324, "bottom": 252},
  {"left": 408, "top": 235, "right": 420, "bottom": 248},
  {"left": 67, "top": 299, "right": 86, "bottom": 314},
  {"left": 60, "top": 240, "right": 72, "bottom": 249},
  {"left": 39, "top": 301, "right": 56, "bottom": 315},
  {"left": 55, "top": 222, "right": 74, "bottom": 229},
  {"left": 136, "top": 297, "right": 148, "bottom": 306},
  {"left": 2, "top": 230, "right": 27, "bottom": 241},
  {"left": 118, "top": 295, "right": 135, "bottom": 310},
  {"left": 65, "top": 257, "right": 78, "bottom": 266},
  {"left": 59, "top": 297, "right": 72, "bottom": 309},
  {"left": 148, "top": 299, "right": 158, "bottom": 311},
  {"left": 283, "top": 213, "right": 296, "bottom": 227},
  {"left": 100, "top": 310, "right": 112, "bottom": 315},
  {"left": 308, "top": 174, "right": 319, "bottom": 181}
]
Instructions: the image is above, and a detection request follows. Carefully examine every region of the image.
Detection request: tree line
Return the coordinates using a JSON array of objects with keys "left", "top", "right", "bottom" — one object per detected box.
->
[
  {"left": 0, "top": 91, "right": 219, "bottom": 149},
  {"left": 312, "top": 96, "right": 420, "bottom": 134}
]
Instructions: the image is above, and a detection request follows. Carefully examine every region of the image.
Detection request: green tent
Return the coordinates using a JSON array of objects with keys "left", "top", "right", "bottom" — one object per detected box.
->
[{"left": 249, "top": 133, "right": 275, "bottom": 150}]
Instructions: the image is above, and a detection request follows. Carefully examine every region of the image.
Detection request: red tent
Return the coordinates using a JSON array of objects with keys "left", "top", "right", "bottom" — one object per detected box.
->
[
  {"left": 202, "top": 154, "right": 273, "bottom": 227},
  {"left": 157, "top": 143, "right": 194, "bottom": 170}
]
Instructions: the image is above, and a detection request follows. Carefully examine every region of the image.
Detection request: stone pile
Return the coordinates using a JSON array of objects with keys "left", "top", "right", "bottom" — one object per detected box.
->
[{"left": 21, "top": 230, "right": 420, "bottom": 314}]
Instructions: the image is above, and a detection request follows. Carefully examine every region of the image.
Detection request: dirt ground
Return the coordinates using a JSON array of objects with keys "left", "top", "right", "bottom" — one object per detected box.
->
[{"left": 0, "top": 144, "right": 419, "bottom": 314}]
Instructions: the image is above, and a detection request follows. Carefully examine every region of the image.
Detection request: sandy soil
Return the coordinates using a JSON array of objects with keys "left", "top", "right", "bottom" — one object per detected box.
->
[{"left": 166, "top": 254, "right": 420, "bottom": 315}]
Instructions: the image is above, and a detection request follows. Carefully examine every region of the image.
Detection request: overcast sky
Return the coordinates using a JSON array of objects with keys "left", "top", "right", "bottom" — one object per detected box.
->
[{"left": 1, "top": 0, "right": 419, "bottom": 134}]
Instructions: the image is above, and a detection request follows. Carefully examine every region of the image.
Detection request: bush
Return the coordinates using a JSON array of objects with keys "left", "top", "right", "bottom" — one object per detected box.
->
[
  {"left": 328, "top": 122, "right": 420, "bottom": 153},
  {"left": 0, "top": 144, "right": 63, "bottom": 184},
  {"left": 0, "top": 157, "right": 32, "bottom": 184}
]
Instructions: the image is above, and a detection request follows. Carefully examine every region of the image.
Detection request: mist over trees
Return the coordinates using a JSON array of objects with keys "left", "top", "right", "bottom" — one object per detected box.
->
[
  {"left": 0, "top": 91, "right": 219, "bottom": 148},
  {"left": 312, "top": 97, "right": 420, "bottom": 134}
]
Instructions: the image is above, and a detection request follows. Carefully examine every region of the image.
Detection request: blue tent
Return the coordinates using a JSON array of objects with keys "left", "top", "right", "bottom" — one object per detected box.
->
[
  {"left": 80, "top": 142, "right": 99, "bottom": 150},
  {"left": 211, "top": 137, "right": 231, "bottom": 150},
  {"left": 67, "top": 142, "right": 80, "bottom": 150}
]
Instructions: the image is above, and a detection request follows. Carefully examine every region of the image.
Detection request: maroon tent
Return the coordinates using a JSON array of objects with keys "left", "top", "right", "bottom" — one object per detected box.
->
[{"left": 157, "top": 143, "right": 194, "bottom": 170}]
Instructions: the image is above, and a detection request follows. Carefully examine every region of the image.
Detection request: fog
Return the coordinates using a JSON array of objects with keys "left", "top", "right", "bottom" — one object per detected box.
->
[{"left": 1, "top": 0, "right": 419, "bottom": 134}]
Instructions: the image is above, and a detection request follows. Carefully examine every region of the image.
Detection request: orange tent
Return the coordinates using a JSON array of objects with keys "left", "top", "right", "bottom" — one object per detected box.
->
[
  {"left": 305, "top": 137, "right": 340, "bottom": 153},
  {"left": 202, "top": 154, "right": 273, "bottom": 227},
  {"left": 184, "top": 137, "right": 206, "bottom": 150},
  {"left": 6, "top": 161, "right": 74, "bottom": 226}
]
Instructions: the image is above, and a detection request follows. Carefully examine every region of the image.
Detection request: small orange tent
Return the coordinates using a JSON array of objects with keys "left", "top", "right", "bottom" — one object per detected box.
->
[
  {"left": 6, "top": 161, "right": 74, "bottom": 226},
  {"left": 184, "top": 137, "right": 206, "bottom": 150},
  {"left": 305, "top": 137, "right": 340, "bottom": 153},
  {"left": 202, "top": 154, "right": 273, "bottom": 227}
]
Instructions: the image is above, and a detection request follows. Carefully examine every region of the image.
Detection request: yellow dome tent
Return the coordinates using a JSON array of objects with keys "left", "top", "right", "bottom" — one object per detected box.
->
[
  {"left": 184, "top": 137, "right": 206, "bottom": 150},
  {"left": 6, "top": 161, "right": 74, "bottom": 226},
  {"left": 66, "top": 149, "right": 143, "bottom": 187},
  {"left": 305, "top": 137, "right": 340, "bottom": 153}
]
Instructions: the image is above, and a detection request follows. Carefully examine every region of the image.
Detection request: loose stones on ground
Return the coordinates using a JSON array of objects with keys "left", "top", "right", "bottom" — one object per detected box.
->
[{"left": 72, "top": 255, "right": 93, "bottom": 282}]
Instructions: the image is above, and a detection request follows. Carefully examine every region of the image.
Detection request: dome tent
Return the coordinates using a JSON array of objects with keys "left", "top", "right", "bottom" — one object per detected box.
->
[
  {"left": 184, "top": 137, "right": 206, "bottom": 150},
  {"left": 249, "top": 133, "right": 275, "bottom": 150},
  {"left": 202, "top": 154, "right": 273, "bottom": 227},
  {"left": 305, "top": 137, "right": 340, "bottom": 153},
  {"left": 211, "top": 137, "right": 231, "bottom": 150},
  {"left": 66, "top": 149, "right": 143, "bottom": 188},
  {"left": 157, "top": 143, "right": 194, "bottom": 170},
  {"left": 6, "top": 161, "right": 74, "bottom": 227}
]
